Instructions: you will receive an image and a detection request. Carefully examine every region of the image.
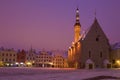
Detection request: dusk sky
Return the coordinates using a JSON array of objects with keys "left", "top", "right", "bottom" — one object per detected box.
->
[{"left": 0, "top": 0, "right": 120, "bottom": 51}]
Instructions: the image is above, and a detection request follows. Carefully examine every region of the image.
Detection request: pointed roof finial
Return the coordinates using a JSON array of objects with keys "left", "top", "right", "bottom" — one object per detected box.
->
[
  {"left": 77, "top": 5, "right": 79, "bottom": 10},
  {"left": 31, "top": 44, "right": 32, "bottom": 49}
]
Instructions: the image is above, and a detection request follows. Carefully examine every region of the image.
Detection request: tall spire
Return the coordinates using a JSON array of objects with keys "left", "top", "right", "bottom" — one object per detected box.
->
[
  {"left": 75, "top": 7, "right": 81, "bottom": 26},
  {"left": 74, "top": 7, "right": 81, "bottom": 42}
]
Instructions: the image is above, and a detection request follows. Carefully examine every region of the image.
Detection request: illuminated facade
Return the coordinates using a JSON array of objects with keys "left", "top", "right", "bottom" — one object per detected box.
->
[
  {"left": 0, "top": 47, "right": 68, "bottom": 68},
  {"left": 0, "top": 48, "right": 17, "bottom": 67},
  {"left": 68, "top": 8, "right": 111, "bottom": 69},
  {"left": 35, "top": 51, "right": 52, "bottom": 67},
  {"left": 68, "top": 8, "right": 81, "bottom": 68},
  {"left": 111, "top": 42, "right": 120, "bottom": 67},
  {"left": 17, "top": 49, "right": 26, "bottom": 67},
  {"left": 26, "top": 48, "right": 36, "bottom": 67},
  {"left": 52, "top": 54, "right": 67, "bottom": 68}
]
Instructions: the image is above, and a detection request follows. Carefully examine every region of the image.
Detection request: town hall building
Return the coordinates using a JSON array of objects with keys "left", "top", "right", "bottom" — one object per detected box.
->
[{"left": 68, "top": 8, "right": 111, "bottom": 69}]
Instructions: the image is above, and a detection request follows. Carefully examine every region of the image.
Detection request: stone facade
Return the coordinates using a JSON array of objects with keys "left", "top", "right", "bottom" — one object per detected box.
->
[{"left": 79, "top": 18, "right": 111, "bottom": 69}]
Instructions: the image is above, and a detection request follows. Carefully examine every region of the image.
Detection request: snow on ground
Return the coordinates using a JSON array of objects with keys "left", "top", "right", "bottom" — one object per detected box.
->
[{"left": 0, "top": 67, "right": 120, "bottom": 80}]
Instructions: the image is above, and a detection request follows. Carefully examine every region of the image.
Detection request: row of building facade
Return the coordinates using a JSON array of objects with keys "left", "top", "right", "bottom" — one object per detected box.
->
[{"left": 0, "top": 48, "right": 68, "bottom": 68}]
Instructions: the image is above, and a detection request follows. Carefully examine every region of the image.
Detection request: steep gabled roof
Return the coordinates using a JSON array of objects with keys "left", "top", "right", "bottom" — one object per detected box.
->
[{"left": 81, "top": 18, "right": 108, "bottom": 42}]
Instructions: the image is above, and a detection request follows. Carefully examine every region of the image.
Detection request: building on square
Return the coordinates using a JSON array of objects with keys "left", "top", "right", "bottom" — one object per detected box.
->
[
  {"left": 17, "top": 49, "right": 26, "bottom": 67},
  {"left": 0, "top": 48, "right": 17, "bottom": 67},
  {"left": 25, "top": 47, "right": 36, "bottom": 67},
  {"left": 68, "top": 8, "right": 111, "bottom": 69},
  {"left": 35, "top": 50, "right": 52, "bottom": 67},
  {"left": 111, "top": 42, "right": 120, "bottom": 68},
  {"left": 52, "top": 54, "right": 68, "bottom": 68}
]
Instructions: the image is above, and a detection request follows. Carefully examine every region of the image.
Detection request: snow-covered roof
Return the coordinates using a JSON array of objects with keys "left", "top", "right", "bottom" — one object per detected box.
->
[
  {"left": 112, "top": 42, "right": 120, "bottom": 50},
  {"left": 103, "top": 59, "right": 110, "bottom": 64},
  {"left": 51, "top": 50, "right": 67, "bottom": 58},
  {"left": 80, "top": 26, "right": 91, "bottom": 41},
  {"left": 86, "top": 59, "right": 94, "bottom": 64}
]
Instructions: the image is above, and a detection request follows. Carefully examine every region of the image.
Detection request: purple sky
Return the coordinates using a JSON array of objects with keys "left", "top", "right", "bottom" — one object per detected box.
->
[{"left": 0, "top": 0, "right": 120, "bottom": 50}]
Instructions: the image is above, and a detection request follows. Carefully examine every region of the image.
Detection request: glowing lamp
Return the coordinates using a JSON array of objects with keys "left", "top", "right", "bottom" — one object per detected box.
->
[
  {"left": 116, "top": 60, "right": 120, "bottom": 64},
  {"left": 26, "top": 62, "right": 31, "bottom": 65}
]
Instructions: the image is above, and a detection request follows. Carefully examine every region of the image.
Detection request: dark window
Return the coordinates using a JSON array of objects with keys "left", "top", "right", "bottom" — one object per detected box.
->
[
  {"left": 89, "top": 51, "right": 91, "bottom": 58},
  {"left": 112, "top": 60, "right": 115, "bottom": 64},
  {"left": 21, "top": 57, "right": 24, "bottom": 59},
  {"left": 6, "top": 59, "right": 8, "bottom": 61},
  {"left": 2, "top": 58, "right": 4, "bottom": 61},
  {"left": 96, "top": 35, "right": 100, "bottom": 42},
  {"left": 100, "top": 52, "right": 102, "bottom": 58},
  {"left": 6, "top": 53, "right": 8, "bottom": 56},
  {"left": 13, "top": 59, "right": 15, "bottom": 61},
  {"left": 96, "top": 37, "right": 99, "bottom": 42}
]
